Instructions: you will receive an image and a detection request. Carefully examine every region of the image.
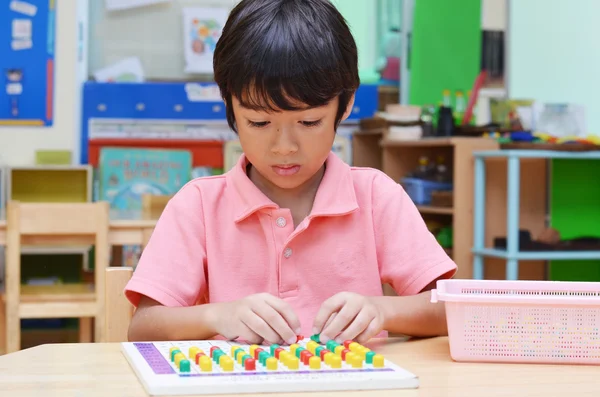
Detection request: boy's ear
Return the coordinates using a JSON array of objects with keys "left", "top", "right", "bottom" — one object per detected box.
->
[{"left": 341, "top": 94, "right": 356, "bottom": 122}]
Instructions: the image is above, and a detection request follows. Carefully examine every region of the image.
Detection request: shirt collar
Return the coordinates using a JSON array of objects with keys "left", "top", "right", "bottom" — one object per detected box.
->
[{"left": 226, "top": 152, "right": 359, "bottom": 223}]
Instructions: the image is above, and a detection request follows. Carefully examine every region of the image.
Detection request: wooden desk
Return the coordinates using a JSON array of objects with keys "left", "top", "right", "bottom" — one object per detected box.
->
[
  {"left": 0, "top": 337, "right": 598, "bottom": 397},
  {"left": 0, "top": 210, "right": 157, "bottom": 246}
]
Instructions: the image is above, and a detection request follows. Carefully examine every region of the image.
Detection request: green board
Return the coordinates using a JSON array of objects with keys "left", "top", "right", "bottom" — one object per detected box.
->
[
  {"left": 409, "top": 0, "right": 482, "bottom": 106},
  {"left": 549, "top": 160, "right": 600, "bottom": 281}
]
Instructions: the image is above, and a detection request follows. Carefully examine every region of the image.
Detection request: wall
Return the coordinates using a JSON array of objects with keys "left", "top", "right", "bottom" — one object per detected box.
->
[
  {"left": 509, "top": 0, "right": 600, "bottom": 282},
  {"left": 0, "top": 0, "right": 87, "bottom": 167}
]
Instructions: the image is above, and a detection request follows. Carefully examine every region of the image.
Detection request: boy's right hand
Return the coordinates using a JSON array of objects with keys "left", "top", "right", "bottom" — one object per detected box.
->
[{"left": 212, "top": 293, "right": 301, "bottom": 345}]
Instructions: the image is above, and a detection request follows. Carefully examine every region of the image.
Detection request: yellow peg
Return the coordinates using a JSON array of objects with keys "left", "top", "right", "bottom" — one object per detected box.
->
[
  {"left": 309, "top": 356, "right": 321, "bottom": 369},
  {"left": 266, "top": 357, "right": 278, "bottom": 370},
  {"left": 189, "top": 346, "right": 201, "bottom": 359},
  {"left": 329, "top": 355, "right": 342, "bottom": 368},
  {"left": 199, "top": 355, "right": 212, "bottom": 372},
  {"left": 372, "top": 354, "right": 385, "bottom": 368}
]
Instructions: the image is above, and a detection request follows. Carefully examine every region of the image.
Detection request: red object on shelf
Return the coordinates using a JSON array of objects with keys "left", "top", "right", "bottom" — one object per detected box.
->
[{"left": 87, "top": 138, "right": 225, "bottom": 168}]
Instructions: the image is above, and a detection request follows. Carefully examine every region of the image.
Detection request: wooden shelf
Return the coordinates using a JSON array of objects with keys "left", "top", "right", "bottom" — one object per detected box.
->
[
  {"left": 381, "top": 137, "right": 494, "bottom": 148},
  {"left": 417, "top": 205, "right": 454, "bottom": 215}
]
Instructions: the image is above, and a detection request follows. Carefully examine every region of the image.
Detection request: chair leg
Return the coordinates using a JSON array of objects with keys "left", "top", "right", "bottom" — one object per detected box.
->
[
  {"left": 79, "top": 317, "right": 93, "bottom": 343},
  {"left": 0, "top": 301, "right": 5, "bottom": 355},
  {"left": 6, "top": 309, "right": 20, "bottom": 353}
]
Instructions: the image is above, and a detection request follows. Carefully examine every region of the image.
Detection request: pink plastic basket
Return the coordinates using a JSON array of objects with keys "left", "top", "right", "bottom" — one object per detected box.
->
[{"left": 431, "top": 279, "right": 600, "bottom": 365}]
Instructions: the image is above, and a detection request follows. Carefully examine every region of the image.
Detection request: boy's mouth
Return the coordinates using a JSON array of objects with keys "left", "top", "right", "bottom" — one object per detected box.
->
[{"left": 272, "top": 164, "right": 301, "bottom": 176}]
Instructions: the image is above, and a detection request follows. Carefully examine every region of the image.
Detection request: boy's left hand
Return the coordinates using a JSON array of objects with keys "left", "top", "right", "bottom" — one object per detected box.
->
[{"left": 312, "top": 292, "right": 384, "bottom": 344}]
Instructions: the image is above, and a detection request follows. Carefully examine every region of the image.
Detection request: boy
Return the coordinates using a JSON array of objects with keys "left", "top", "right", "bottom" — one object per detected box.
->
[{"left": 125, "top": 0, "right": 456, "bottom": 345}]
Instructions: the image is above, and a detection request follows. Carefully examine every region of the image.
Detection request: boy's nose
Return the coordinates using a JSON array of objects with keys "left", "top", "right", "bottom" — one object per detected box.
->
[{"left": 272, "top": 128, "right": 298, "bottom": 155}]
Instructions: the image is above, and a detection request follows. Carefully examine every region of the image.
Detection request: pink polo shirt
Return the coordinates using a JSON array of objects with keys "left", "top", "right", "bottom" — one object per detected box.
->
[{"left": 124, "top": 152, "right": 456, "bottom": 336}]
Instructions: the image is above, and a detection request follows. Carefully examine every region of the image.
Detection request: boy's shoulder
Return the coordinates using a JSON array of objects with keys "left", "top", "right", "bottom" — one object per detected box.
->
[{"left": 347, "top": 165, "right": 401, "bottom": 193}]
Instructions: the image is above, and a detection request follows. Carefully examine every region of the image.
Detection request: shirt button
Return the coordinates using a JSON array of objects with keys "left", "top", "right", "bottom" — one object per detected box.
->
[
  {"left": 283, "top": 247, "right": 293, "bottom": 258},
  {"left": 276, "top": 217, "right": 287, "bottom": 228}
]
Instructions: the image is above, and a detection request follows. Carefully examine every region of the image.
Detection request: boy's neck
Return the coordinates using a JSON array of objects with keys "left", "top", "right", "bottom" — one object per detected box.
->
[{"left": 247, "top": 163, "right": 325, "bottom": 214}]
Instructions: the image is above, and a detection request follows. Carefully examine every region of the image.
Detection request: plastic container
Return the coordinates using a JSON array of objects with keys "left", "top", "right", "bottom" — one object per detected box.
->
[
  {"left": 401, "top": 177, "right": 453, "bottom": 205},
  {"left": 431, "top": 279, "right": 600, "bottom": 365}
]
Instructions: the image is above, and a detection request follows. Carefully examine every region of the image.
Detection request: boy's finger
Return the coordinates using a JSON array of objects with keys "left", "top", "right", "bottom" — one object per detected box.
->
[
  {"left": 241, "top": 310, "right": 281, "bottom": 345},
  {"left": 354, "top": 317, "right": 381, "bottom": 344},
  {"left": 320, "top": 302, "right": 360, "bottom": 343},
  {"left": 266, "top": 295, "right": 302, "bottom": 337},
  {"left": 335, "top": 309, "right": 371, "bottom": 342},
  {"left": 312, "top": 294, "right": 345, "bottom": 336},
  {"left": 254, "top": 301, "right": 296, "bottom": 345}
]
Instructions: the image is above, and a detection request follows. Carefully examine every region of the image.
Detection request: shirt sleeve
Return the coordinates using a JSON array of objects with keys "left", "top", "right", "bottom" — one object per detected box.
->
[
  {"left": 124, "top": 183, "right": 207, "bottom": 308},
  {"left": 372, "top": 172, "right": 457, "bottom": 296}
]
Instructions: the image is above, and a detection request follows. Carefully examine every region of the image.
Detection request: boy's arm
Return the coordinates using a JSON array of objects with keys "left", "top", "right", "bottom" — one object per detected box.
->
[
  {"left": 124, "top": 183, "right": 211, "bottom": 341},
  {"left": 372, "top": 173, "right": 456, "bottom": 337}
]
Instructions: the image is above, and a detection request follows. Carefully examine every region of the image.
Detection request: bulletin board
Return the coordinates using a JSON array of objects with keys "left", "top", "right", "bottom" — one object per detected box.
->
[{"left": 0, "top": 0, "right": 56, "bottom": 126}]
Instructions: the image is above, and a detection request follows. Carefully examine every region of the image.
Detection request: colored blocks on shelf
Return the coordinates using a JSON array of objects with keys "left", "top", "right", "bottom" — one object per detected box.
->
[
  {"left": 198, "top": 355, "right": 212, "bottom": 372},
  {"left": 266, "top": 357, "right": 278, "bottom": 370},
  {"left": 373, "top": 354, "right": 385, "bottom": 368},
  {"left": 179, "top": 359, "right": 191, "bottom": 372},
  {"left": 309, "top": 356, "right": 321, "bottom": 369}
]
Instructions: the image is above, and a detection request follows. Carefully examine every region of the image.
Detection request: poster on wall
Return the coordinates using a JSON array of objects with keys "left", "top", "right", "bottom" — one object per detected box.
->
[
  {"left": 182, "top": 7, "right": 229, "bottom": 74},
  {"left": 104, "top": 0, "right": 171, "bottom": 12},
  {"left": 0, "top": 0, "right": 56, "bottom": 127}
]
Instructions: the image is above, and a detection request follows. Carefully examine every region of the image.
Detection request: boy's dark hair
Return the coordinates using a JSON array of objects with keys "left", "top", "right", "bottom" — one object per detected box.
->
[{"left": 213, "top": 0, "right": 359, "bottom": 132}]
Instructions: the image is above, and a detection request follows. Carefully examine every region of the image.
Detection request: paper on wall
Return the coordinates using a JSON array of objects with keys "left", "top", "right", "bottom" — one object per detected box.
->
[
  {"left": 182, "top": 7, "right": 229, "bottom": 74},
  {"left": 94, "top": 57, "right": 145, "bottom": 82}
]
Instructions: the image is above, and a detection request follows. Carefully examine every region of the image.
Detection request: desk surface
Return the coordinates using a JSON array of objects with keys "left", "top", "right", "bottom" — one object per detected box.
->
[{"left": 0, "top": 337, "right": 598, "bottom": 397}]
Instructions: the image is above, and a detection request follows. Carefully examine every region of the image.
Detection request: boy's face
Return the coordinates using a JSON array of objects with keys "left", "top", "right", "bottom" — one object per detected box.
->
[{"left": 232, "top": 95, "right": 353, "bottom": 191}]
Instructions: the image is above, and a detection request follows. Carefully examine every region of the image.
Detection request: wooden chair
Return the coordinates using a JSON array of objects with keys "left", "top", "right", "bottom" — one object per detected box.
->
[
  {"left": 105, "top": 267, "right": 134, "bottom": 342},
  {"left": 3, "top": 201, "right": 110, "bottom": 353},
  {"left": 141, "top": 194, "right": 172, "bottom": 221}
]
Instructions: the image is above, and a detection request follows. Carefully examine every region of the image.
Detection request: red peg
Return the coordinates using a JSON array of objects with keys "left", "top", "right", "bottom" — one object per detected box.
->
[
  {"left": 244, "top": 357, "right": 256, "bottom": 371},
  {"left": 210, "top": 346, "right": 221, "bottom": 358},
  {"left": 343, "top": 340, "right": 353, "bottom": 349},
  {"left": 320, "top": 349, "right": 330, "bottom": 360},
  {"left": 275, "top": 347, "right": 285, "bottom": 359},
  {"left": 300, "top": 350, "right": 313, "bottom": 365},
  {"left": 341, "top": 349, "right": 350, "bottom": 360},
  {"left": 254, "top": 348, "right": 264, "bottom": 360},
  {"left": 195, "top": 352, "right": 206, "bottom": 364}
]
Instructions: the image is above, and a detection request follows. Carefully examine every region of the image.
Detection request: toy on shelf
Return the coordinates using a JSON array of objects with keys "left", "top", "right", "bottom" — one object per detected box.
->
[
  {"left": 401, "top": 156, "right": 453, "bottom": 205},
  {"left": 121, "top": 334, "right": 419, "bottom": 395}
]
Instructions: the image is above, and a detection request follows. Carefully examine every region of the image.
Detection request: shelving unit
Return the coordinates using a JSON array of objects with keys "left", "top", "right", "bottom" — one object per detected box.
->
[
  {"left": 380, "top": 137, "right": 499, "bottom": 279},
  {"left": 472, "top": 149, "right": 600, "bottom": 280},
  {"left": 7, "top": 165, "right": 93, "bottom": 203}
]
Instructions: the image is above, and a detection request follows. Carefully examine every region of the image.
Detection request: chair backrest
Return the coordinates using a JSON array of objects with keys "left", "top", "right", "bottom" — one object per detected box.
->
[
  {"left": 5, "top": 201, "right": 110, "bottom": 346},
  {"left": 104, "top": 267, "right": 134, "bottom": 342}
]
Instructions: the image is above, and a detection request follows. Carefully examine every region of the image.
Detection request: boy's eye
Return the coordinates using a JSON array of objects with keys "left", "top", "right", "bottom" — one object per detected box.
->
[
  {"left": 247, "top": 120, "right": 270, "bottom": 128},
  {"left": 300, "top": 120, "right": 322, "bottom": 127}
]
